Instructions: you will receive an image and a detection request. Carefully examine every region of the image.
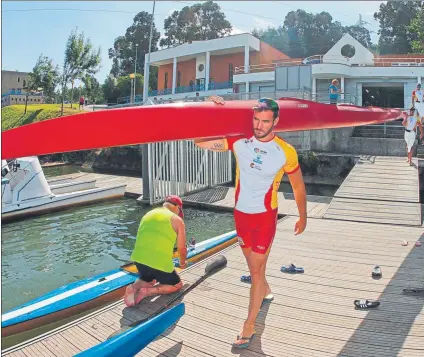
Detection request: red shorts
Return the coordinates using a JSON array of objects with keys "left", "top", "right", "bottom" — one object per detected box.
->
[{"left": 234, "top": 209, "right": 278, "bottom": 254}]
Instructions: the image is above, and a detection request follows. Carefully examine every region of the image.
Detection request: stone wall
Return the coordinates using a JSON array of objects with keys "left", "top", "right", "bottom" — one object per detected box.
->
[{"left": 90, "top": 146, "right": 144, "bottom": 173}]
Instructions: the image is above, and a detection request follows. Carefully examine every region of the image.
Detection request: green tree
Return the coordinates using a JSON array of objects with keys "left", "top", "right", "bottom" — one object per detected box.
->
[
  {"left": 82, "top": 75, "right": 104, "bottom": 104},
  {"left": 160, "top": 1, "right": 232, "bottom": 48},
  {"left": 283, "top": 10, "right": 345, "bottom": 58},
  {"left": 30, "top": 55, "right": 60, "bottom": 103},
  {"left": 254, "top": 11, "right": 374, "bottom": 58},
  {"left": 108, "top": 11, "right": 160, "bottom": 82},
  {"left": 374, "top": 1, "right": 422, "bottom": 54},
  {"left": 61, "top": 28, "right": 101, "bottom": 114},
  {"left": 408, "top": 3, "right": 424, "bottom": 53},
  {"left": 252, "top": 26, "right": 289, "bottom": 54},
  {"left": 102, "top": 75, "right": 119, "bottom": 104},
  {"left": 22, "top": 76, "right": 38, "bottom": 114},
  {"left": 343, "top": 26, "right": 373, "bottom": 49},
  {"left": 117, "top": 73, "right": 144, "bottom": 99}
]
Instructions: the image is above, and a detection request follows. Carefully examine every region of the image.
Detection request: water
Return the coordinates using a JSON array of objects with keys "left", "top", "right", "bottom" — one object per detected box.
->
[
  {"left": 278, "top": 182, "right": 339, "bottom": 197},
  {"left": 1, "top": 198, "right": 235, "bottom": 313}
]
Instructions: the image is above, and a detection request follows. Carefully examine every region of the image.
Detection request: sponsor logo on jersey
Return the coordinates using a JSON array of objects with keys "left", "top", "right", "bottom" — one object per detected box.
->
[
  {"left": 250, "top": 162, "right": 262, "bottom": 170},
  {"left": 253, "top": 154, "right": 262, "bottom": 164}
]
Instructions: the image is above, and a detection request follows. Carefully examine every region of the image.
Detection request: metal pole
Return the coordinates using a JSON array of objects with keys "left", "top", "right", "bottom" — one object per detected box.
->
[
  {"left": 142, "top": 1, "right": 155, "bottom": 201},
  {"left": 143, "top": 0, "right": 155, "bottom": 103},
  {"left": 134, "top": 44, "right": 138, "bottom": 103}
]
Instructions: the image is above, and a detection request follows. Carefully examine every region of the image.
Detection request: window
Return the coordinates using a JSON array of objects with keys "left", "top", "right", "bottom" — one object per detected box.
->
[
  {"left": 229, "top": 64, "right": 234, "bottom": 82},
  {"left": 177, "top": 71, "right": 181, "bottom": 88},
  {"left": 17, "top": 77, "right": 20, "bottom": 83},
  {"left": 164, "top": 73, "right": 168, "bottom": 89},
  {"left": 23, "top": 80, "right": 26, "bottom": 87}
]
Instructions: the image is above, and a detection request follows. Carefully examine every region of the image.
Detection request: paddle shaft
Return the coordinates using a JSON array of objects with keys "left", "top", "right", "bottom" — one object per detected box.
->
[{"left": 128, "top": 273, "right": 207, "bottom": 328}]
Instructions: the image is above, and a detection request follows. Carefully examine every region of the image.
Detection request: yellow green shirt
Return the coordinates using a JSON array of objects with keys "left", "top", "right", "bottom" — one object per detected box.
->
[{"left": 130, "top": 207, "right": 177, "bottom": 272}]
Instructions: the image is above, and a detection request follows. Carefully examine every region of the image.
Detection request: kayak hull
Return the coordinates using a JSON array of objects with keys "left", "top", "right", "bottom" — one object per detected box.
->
[
  {"left": 1, "top": 231, "right": 236, "bottom": 338},
  {"left": 74, "top": 303, "right": 185, "bottom": 357},
  {"left": 1, "top": 99, "right": 402, "bottom": 160}
]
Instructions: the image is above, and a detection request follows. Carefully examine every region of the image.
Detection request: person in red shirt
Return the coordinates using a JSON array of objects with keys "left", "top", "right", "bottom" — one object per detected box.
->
[{"left": 79, "top": 96, "right": 85, "bottom": 110}]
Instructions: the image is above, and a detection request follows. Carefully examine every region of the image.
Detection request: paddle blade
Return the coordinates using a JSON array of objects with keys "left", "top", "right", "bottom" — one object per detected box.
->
[{"left": 205, "top": 255, "right": 227, "bottom": 276}]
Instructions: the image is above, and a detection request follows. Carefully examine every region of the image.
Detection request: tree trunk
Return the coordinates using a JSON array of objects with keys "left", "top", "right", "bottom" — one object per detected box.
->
[
  {"left": 61, "top": 85, "right": 65, "bottom": 116},
  {"left": 24, "top": 94, "right": 29, "bottom": 114},
  {"left": 70, "top": 82, "right": 74, "bottom": 109}
]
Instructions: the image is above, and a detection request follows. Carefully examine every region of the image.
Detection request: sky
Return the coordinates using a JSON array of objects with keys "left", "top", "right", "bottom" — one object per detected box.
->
[{"left": 1, "top": 1, "right": 385, "bottom": 84}]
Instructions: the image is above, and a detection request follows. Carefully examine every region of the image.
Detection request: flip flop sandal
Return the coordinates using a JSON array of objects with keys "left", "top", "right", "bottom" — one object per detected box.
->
[
  {"left": 354, "top": 299, "right": 380, "bottom": 309},
  {"left": 261, "top": 293, "right": 274, "bottom": 307},
  {"left": 281, "top": 263, "right": 304, "bottom": 274},
  {"left": 401, "top": 241, "right": 409, "bottom": 246},
  {"left": 371, "top": 265, "right": 382, "bottom": 277},
  {"left": 415, "top": 241, "right": 422, "bottom": 247},
  {"left": 232, "top": 333, "right": 256, "bottom": 349},
  {"left": 403, "top": 287, "right": 424, "bottom": 294},
  {"left": 240, "top": 275, "right": 252, "bottom": 283}
]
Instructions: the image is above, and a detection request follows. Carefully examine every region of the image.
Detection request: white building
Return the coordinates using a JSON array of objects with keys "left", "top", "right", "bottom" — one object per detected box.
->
[
  {"left": 233, "top": 34, "right": 424, "bottom": 108},
  {"left": 135, "top": 33, "right": 424, "bottom": 109}
]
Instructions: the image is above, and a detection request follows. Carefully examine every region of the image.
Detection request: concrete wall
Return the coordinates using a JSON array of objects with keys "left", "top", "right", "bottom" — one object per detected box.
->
[
  {"left": 343, "top": 137, "right": 406, "bottom": 156},
  {"left": 1, "top": 70, "right": 30, "bottom": 95},
  {"left": 250, "top": 82, "right": 275, "bottom": 92}
]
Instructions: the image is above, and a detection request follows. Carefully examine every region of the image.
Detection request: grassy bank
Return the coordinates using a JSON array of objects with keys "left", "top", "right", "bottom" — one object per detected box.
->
[{"left": 1, "top": 104, "right": 83, "bottom": 131}]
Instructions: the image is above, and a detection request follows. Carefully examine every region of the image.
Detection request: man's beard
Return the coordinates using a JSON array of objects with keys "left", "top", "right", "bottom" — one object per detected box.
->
[{"left": 253, "top": 126, "right": 273, "bottom": 139}]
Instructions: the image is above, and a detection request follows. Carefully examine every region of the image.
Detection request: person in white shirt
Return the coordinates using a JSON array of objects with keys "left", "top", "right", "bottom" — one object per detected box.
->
[
  {"left": 194, "top": 96, "right": 307, "bottom": 348},
  {"left": 402, "top": 107, "right": 423, "bottom": 165},
  {"left": 412, "top": 83, "right": 423, "bottom": 118}
]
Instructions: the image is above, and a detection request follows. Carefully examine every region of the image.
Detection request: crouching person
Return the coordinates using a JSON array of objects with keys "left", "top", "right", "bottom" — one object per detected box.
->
[{"left": 124, "top": 195, "right": 187, "bottom": 306}]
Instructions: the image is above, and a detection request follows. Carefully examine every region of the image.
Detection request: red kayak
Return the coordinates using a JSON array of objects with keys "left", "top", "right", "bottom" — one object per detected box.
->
[{"left": 1, "top": 98, "right": 402, "bottom": 160}]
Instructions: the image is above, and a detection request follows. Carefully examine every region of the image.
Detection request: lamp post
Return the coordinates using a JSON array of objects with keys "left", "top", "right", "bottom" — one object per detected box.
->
[
  {"left": 129, "top": 73, "right": 135, "bottom": 104},
  {"left": 143, "top": 1, "right": 155, "bottom": 103},
  {"left": 134, "top": 43, "right": 139, "bottom": 103}
]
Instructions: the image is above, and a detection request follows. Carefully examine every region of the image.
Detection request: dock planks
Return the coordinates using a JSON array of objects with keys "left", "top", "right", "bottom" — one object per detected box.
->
[
  {"left": 4, "top": 217, "right": 423, "bottom": 357},
  {"left": 325, "top": 156, "right": 421, "bottom": 226}
]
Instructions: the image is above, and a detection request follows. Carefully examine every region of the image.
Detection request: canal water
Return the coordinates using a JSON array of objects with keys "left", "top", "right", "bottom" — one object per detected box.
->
[
  {"left": 2, "top": 164, "right": 340, "bottom": 313},
  {"left": 1, "top": 197, "right": 235, "bottom": 313}
]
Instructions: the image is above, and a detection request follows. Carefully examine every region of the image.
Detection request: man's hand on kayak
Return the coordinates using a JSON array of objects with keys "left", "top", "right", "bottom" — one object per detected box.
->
[{"left": 207, "top": 95, "right": 225, "bottom": 105}]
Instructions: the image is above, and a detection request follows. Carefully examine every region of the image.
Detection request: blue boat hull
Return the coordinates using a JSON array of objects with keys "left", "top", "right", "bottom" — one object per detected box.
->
[
  {"left": 74, "top": 303, "right": 185, "bottom": 357},
  {"left": 2, "top": 231, "right": 236, "bottom": 337}
]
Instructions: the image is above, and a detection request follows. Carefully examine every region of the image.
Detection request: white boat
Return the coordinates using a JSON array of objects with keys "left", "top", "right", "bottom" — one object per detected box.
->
[
  {"left": 49, "top": 178, "right": 97, "bottom": 194},
  {"left": 1, "top": 157, "right": 126, "bottom": 222}
]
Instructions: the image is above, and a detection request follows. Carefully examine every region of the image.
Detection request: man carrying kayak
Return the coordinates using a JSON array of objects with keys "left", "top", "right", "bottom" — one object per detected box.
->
[
  {"left": 402, "top": 106, "right": 423, "bottom": 166},
  {"left": 194, "top": 96, "right": 307, "bottom": 348},
  {"left": 124, "top": 195, "right": 187, "bottom": 307}
]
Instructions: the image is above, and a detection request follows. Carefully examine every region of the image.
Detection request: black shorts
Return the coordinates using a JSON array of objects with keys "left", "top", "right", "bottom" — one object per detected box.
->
[{"left": 135, "top": 263, "right": 181, "bottom": 286}]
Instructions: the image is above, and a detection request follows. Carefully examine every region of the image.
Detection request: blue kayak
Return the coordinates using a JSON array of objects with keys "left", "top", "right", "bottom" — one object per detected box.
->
[
  {"left": 74, "top": 303, "right": 185, "bottom": 357},
  {"left": 1, "top": 231, "right": 236, "bottom": 338}
]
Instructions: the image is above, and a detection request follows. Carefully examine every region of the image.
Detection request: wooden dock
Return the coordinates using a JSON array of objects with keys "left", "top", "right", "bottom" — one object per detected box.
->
[
  {"left": 49, "top": 172, "right": 143, "bottom": 197},
  {"left": 4, "top": 217, "right": 423, "bottom": 357},
  {"left": 324, "top": 156, "right": 421, "bottom": 226},
  {"left": 184, "top": 186, "right": 331, "bottom": 219}
]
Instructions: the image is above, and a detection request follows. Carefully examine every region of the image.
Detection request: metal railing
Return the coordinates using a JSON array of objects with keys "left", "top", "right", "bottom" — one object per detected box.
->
[
  {"left": 235, "top": 55, "right": 424, "bottom": 74},
  {"left": 147, "top": 140, "right": 232, "bottom": 205},
  {"left": 101, "top": 89, "right": 358, "bottom": 109},
  {"left": 117, "top": 81, "right": 234, "bottom": 103}
]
